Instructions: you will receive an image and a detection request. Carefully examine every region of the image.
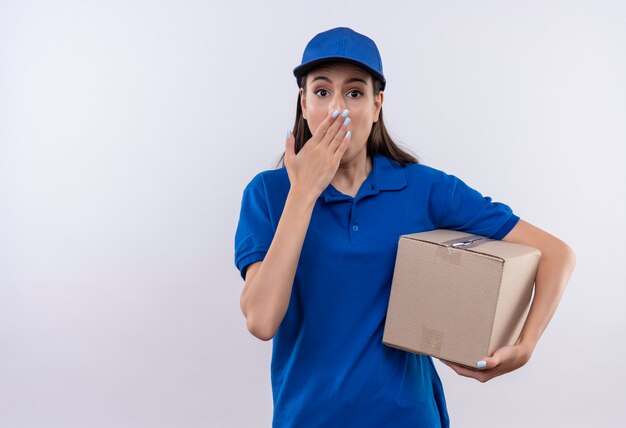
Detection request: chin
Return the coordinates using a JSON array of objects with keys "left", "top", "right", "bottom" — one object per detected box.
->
[
  {"left": 339, "top": 149, "right": 353, "bottom": 163},
  {"left": 340, "top": 143, "right": 364, "bottom": 162}
]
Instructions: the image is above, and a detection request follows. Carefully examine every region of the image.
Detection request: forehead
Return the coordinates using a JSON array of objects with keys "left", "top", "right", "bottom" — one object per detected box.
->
[{"left": 306, "top": 63, "right": 372, "bottom": 84}]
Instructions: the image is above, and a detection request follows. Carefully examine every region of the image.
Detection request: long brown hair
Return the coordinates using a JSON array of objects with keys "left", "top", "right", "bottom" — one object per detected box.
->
[{"left": 274, "top": 67, "right": 420, "bottom": 169}]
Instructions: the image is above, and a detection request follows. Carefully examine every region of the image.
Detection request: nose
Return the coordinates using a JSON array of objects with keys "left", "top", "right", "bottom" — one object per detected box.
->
[{"left": 329, "top": 93, "right": 347, "bottom": 115}]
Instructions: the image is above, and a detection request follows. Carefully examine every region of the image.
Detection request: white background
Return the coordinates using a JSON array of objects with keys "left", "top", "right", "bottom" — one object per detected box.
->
[{"left": 1, "top": 0, "right": 625, "bottom": 427}]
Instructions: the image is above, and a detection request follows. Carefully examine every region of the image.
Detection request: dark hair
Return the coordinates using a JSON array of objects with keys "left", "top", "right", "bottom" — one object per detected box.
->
[{"left": 274, "top": 66, "right": 420, "bottom": 169}]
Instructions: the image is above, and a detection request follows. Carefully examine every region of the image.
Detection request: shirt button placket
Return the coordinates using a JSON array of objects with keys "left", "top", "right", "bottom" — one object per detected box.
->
[{"left": 349, "top": 202, "right": 360, "bottom": 244}]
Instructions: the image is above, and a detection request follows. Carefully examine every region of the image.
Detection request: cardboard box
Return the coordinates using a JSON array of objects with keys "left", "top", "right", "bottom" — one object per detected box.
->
[{"left": 382, "top": 229, "right": 541, "bottom": 368}]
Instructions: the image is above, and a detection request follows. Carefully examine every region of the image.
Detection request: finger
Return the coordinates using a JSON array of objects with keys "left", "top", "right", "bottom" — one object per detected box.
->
[
  {"left": 310, "top": 109, "right": 344, "bottom": 145},
  {"left": 437, "top": 358, "right": 452, "bottom": 367},
  {"left": 445, "top": 362, "right": 489, "bottom": 382},
  {"left": 321, "top": 110, "right": 350, "bottom": 147},
  {"left": 284, "top": 130, "right": 295, "bottom": 160},
  {"left": 451, "top": 365, "right": 476, "bottom": 377},
  {"left": 329, "top": 121, "right": 350, "bottom": 153},
  {"left": 479, "top": 357, "right": 498, "bottom": 370},
  {"left": 441, "top": 359, "right": 481, "bottom": 373},
  {"left": 442, "top": 361, "right": 471, "bottom": 376},
  {"left": 333, "top": 129, "right": 351, "bottom": 161},
  {"left": 480, "top": 346, "right": 510, "bottom": 370}
]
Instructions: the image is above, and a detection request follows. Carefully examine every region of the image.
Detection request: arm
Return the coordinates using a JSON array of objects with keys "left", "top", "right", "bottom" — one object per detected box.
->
[
  {"left": 238, "top": 110, "right": 352, "bottom": 341},
  {"left": 501, "top": 218, "right": 576, "bottom": 355},
  {"left": 240, "top": 189, "right": 316, "bottom": 341},
  {"left": 440, "top": 218, "right": 576, "bottom": 382}
]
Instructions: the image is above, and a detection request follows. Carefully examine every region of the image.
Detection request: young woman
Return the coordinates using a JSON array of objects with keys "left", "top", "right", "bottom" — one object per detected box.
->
[{"left": 234, "top": 27, "right": 576, "bottom": 428}]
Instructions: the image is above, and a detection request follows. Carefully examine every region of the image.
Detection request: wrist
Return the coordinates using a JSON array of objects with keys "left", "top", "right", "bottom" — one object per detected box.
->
[
  {"left": 515, "top": 336, "right": 536, "bottom": 364},
  {"left": 288, "top": 187, "right": 319, "bottom": 208}
]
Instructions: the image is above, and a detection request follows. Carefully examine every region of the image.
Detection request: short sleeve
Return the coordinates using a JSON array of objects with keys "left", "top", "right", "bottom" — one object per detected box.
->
[
  {"left": 437, "top": 172, "right": 520, "bottom": 240},
  {"left": 234, "top": 178, "right": 274, "bottom": 281}
]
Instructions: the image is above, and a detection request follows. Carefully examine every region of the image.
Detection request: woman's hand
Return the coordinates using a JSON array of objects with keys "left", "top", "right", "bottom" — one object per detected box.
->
[
  {"left": 284, "top": 109, "right": 352, "bottom": 201},
  {"left": 438, "top": 342, "right": 533, "bottom": 383}
]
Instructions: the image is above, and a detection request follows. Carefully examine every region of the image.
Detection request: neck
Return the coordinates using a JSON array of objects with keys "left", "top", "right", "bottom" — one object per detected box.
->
[{"left": 332, "top": 150, "right": 372, "bottom": 190}]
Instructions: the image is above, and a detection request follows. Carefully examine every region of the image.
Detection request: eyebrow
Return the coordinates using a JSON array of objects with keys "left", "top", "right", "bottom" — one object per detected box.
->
[{"left": 310, "top": 75, "right": 368, "bottom": 85}]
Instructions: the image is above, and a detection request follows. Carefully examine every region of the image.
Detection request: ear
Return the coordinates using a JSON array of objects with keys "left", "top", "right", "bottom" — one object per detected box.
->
[
  {"left": 373, "top": 91, "right": 384, "bottom": 123},
  {"left": 300, "top": 87, "right": 307, "bottom": 120}
]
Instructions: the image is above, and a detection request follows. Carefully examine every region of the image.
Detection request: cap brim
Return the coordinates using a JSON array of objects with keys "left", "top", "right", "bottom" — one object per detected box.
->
[{"left": 293, "top": 57, "right": 386, "bottom": 89}]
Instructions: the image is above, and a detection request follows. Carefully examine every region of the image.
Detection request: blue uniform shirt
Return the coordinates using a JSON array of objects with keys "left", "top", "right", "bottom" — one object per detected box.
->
[{"left": 234, "top": 153, "right": 520, "bottom": 428}]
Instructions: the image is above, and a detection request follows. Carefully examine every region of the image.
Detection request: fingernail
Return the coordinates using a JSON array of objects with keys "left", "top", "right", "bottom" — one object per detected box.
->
[
  {"left": 345, "top": 131, "right": 351, "bottom": 139},
  {"left": 341, "top": 109, "right": 350, "bottom": 117},
  {"left": 477, "top": 360, "right": 487, "bottom": 369},
  {"left": 332, "top": 110, "right": 340, "bottom": 118},
  {"left": 343, "top": 117, "right": 351, "bottom": 126},
  {"left": 285, "top": 130, "right": 291, "bottom": 139}
]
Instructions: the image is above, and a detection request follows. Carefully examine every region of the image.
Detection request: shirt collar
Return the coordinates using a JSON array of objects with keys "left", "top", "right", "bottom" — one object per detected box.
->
[{"left": 319, "top": 153, "right": 407, "bottom": 203}]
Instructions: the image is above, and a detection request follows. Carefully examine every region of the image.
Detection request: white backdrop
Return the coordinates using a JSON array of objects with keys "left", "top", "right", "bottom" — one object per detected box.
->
[{"left": 1, "top": 1, "right": 625, "bottom": 427}]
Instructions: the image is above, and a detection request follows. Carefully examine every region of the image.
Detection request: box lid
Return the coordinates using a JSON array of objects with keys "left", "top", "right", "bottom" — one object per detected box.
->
[{"left": 401, "top": 229, "right": 539, "bottom": 261}]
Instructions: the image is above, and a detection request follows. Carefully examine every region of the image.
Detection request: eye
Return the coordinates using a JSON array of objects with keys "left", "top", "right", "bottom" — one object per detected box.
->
[
  {"left": 348, "top": 90, "right": 363, "bottom": 98},
  {"left": 314, "top": 88, "right": 329, "bottom": 97}
]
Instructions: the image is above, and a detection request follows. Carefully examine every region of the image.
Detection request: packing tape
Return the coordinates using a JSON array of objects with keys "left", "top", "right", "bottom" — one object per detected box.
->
[
  {"left": 441, "top": 234, "right": 493, "bottom": 250},
  {"left": 435, "top": 244, "right": 461, "bottom": 265},
  {"left": 421, "top": 326, "right": 444, "bottom": 354}
]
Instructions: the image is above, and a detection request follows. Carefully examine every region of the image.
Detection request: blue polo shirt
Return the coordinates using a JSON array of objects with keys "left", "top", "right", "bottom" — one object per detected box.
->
[{"left": 234, "top": 153, "right": 520, "bottom": 428}]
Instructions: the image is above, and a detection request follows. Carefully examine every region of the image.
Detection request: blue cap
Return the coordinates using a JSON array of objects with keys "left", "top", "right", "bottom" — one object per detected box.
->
[{"left": 293, "top": 27, "right": 386, "bottom": 90}]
